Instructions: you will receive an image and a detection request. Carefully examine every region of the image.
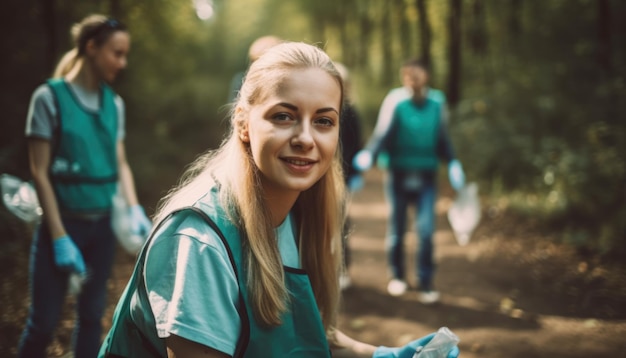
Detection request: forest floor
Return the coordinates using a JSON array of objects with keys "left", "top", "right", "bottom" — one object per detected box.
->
[{"left": 1, "top": 168, "right": 625, "bottom": 357}]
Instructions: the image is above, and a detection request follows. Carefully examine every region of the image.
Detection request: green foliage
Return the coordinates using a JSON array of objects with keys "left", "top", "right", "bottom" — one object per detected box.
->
[
  {"left": 0, "top": 0, "right": 624, "bottom": 260},
  {"left": 452, "top": 0, "right": 626, "bottom": 258}
]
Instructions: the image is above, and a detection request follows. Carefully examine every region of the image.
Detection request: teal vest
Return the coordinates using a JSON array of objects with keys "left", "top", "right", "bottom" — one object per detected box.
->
[
  {"left": 99, "top": 187, "right": 331, "bottom": 357},
  {"left": 195, "top": 190, "right": 331, "bottom": 357},
  {"left": 387, "top": 98, "right": 441, "bottom": 171},
  {"left": 427, "top": 88, "right": 446, "bottom": 106},
  {"left": 47, "top": 79, "right": 118, "bottom": 212}
]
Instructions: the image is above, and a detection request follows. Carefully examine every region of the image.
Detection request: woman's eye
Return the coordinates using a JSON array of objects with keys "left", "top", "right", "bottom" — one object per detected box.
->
[
  {"left": 315, "top": 117, "right": 335, "bottom": 127},
  {"left": 272, "top": 113, "right": 292, "bottom": 121}
]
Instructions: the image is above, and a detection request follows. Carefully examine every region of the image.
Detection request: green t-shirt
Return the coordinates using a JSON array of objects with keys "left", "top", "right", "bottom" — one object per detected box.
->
[{"left": 144, "top": 211, "right": 299, "bottom": 356}]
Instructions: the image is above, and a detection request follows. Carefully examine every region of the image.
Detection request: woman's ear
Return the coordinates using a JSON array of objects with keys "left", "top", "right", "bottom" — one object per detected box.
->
[
  {"left": 236, "top": 107, "right": 250, "bottom": 143},
  {"left": 239, "top": 127, "right": 249, "bottom": 143},
  {"left": 85, "top": 39, "right": 97, "bottom": 56}
]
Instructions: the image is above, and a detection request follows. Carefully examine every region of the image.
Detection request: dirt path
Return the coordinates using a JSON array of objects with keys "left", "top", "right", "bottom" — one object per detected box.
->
[
  {"left": 337, "top": 169, "right": 625, "bottom": 357},
  {"left": 1, "top": 168, "right": 625, "bottom": 357}
]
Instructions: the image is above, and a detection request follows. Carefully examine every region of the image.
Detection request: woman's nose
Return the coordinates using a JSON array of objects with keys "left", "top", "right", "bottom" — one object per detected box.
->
[{"left": 290, "top": 122, "right": 314, "bottom": 149}]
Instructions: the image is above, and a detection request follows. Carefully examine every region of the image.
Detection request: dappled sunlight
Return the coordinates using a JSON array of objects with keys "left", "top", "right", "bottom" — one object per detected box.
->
[{"left": 348, "top": 201, "right": 389, "bottom": 220}]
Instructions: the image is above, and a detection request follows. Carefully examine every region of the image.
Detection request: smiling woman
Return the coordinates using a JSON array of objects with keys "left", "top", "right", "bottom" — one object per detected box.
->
[
  {"left": 242, "top": 67, "right": 341, "bottom": 203},
  {"left": 99, "top": 42, "right": 459, "bottom": 358}
]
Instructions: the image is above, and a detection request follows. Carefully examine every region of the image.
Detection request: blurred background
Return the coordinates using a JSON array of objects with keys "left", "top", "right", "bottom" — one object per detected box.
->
[
  {"left": 2, "top": 0, "right": 623, "bottom": 257},
  {"left": 0, "top": 0, "right": 624, "bottom": 355}
]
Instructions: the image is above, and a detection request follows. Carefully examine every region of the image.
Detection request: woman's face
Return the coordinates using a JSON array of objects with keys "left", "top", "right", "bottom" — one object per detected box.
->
[
  {"left": 242, "top": 67, "right": 341, "bottom": 199},
  {"left": 88, "top": 31, "right": 130, "bottom": 83}
]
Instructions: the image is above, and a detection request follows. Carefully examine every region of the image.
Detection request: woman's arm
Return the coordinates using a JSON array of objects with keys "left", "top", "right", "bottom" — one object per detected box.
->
[
  {"left": 166, "top": 334, "right": 230, "bottom": 358},
  {"left": 28, "top": 138, "right": 66, "bottom": 239},
  {"left": 329, "top": 329, "right": 378, "bottom": 358}
]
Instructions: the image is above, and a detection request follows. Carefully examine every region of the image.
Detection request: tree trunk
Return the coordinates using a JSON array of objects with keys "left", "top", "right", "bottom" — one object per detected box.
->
[
  {"left": 469, "top": 0, "right": 487, "bottom": 55},
  {"left": 416, "top": 0, "right": 432, "bottom": 68},
  {"left": 509, "top": 0, "right": 523, "bottom": 38},
  {"left": 357, "top": 1, "right": 373, "bottom": 68},
  {"left": 447, "top": 0, "right": 462, "bottom": 107},
  {"left": 43, "top": 0, "right": 57, "bottom": 74},
  {"left": 109, "top": 0, "right": 122, "bottom": 19},
  {"left": 395, "top": 0, "right": 412, "bottom": 62},
  {"left": 381, "top": 1, "right": 394, "bottom": 86},
  {"left": 339, "top": 3, "right": 351, "bottom": 65},
  {"left": 597, "top": 0, "right": 611, "bottom": 75}
]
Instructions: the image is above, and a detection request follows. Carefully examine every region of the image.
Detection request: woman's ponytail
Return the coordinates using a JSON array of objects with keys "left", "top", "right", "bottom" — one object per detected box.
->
[{"left": 52, "top": 48, "right": 79, "bottom": 78}]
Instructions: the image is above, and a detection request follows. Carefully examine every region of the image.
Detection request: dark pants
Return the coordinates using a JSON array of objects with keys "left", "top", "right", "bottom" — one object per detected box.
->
[
  {"left": 385, "top": 170, "right": 437, "bottom": 290},
  {"left": 18, "top": 215, "right": 117, "bottom": 358}
]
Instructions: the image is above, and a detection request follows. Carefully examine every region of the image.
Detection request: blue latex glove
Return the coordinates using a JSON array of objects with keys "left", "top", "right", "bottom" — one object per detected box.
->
[
  {"left": 52, "top": 235, "right": 86, "bottom": 274},
  {"left": 373, "top": 333, "right": 460, "bottom": 358},
  {"left": 352, "top": 150, "right": 374, "bottom": 172},
  {"left": 347, "top": 174, "right": 364, "bottom": 193},
  {"left": 448, "top": 159, "right": 466, "bottom": 192},
  {"left": 129, "top": 205, "right": 152, "bottom": 238}
]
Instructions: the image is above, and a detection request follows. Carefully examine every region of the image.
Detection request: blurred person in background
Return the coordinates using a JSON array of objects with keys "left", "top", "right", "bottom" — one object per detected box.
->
[
  {"left": 354, "top": 59, "right": 465, "bottom": 303},
  {"left": 227, "top": 35, "right": 283, "bottom": 103},
  {"left": 18, "top": 14, "right": 152, "bottom": 357},
  {"left": 334, "top": 61, "right": 364, "bottom": 290}
]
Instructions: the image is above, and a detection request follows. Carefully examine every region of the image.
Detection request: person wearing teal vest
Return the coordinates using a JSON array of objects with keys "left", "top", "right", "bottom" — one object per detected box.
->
[
  {"left": 365, "top": 59, "right": 448, "bottom": 170},
  {"left": 354, "top": 59, "right": 465, "bottom": 304},
  {"left": 99, "top": 43, "right": 459, "bottom": 358},
  {"left": 19, "top": 14, "right": 152, "bottom": 358}
]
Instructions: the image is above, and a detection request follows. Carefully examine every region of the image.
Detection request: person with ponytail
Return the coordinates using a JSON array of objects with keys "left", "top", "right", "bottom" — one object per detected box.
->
[
  {"left": 19, "top": 14, "right": 152, "bottom": 357},
  {"left": 99, "top": 42, "right": 459, "bottom": 358}
]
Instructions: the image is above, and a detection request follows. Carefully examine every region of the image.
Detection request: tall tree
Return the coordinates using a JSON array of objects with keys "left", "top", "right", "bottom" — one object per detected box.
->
[
  {"left": 356, "top": 1, "right": 373, "bottom": 68},
  {"left": 447, "top": 0, "right": 462, "bottom": 106},
  {"left": 380, "top": 1, "right": 394, "bottom": 85},
  {"left": 43, "top": 0, "right": 58, "bottom": 74},
  {"left": 468, "top": 0, "right": 487, "bottom": 55},
  {"left": 395, "top": 0, "right": 412, "bottom": 62},
  {"left": 416, "top": 0, "right": 432, "bottom": 67},
  {"left": 597, "top": 0, "right": 612, "bottom": 75},
  {"left": 337, "top": 0, "right": 361, "bottom": 66},
  {"left": 109, "top": 0, "right": 122, "bottom": 19},
  {"left": 509, "top": 0, "right": 523, "bottom": 38}
]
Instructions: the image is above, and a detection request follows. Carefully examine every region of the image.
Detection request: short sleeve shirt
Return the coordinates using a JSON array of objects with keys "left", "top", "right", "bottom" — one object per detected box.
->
[
  {"left": 144, "top": 212, "right": 299, "bottom": 356},
  {"left": 24, "top": 81, "right": 126, "bottom": 142}
]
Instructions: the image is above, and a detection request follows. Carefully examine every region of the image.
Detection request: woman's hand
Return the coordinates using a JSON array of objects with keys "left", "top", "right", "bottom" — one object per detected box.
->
[{"left": 373, "top": 333, "right": 460, "bottom": 358}]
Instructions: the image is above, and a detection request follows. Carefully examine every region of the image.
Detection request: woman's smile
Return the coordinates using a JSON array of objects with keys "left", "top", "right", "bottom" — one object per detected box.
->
[
  {"left": 281, "top": 156, "right": 318, "bottom": 172},
  {"left": 242, "top": 67, "right": 341, "bottom": 200}
]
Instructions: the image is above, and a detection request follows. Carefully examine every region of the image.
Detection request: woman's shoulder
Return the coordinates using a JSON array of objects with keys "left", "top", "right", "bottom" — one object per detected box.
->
[
  {"left": 150, "top": 208, "right": 229, "bottom": 250},
  {"left": 31, "top": 83, "right": 55, "bottom": 104}
]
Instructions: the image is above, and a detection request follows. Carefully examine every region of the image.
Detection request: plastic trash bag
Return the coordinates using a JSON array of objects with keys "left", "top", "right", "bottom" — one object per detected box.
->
[
  {"left": 68, "top": 271, "right": 89, "bottom": 296},
  {"left": 1, "top": 173, "right": 42, "bottom": 224},
  {"left": 111, "top": 185, "right": 145, "bottom": 255},
  {"left": 447, "top": 182, "right": 481, "bottom": 246},
  {"left": 414, "top": 326, "right": 460, "bottom": 358}
]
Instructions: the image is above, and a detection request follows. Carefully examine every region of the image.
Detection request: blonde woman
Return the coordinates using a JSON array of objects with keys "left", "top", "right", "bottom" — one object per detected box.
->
[
  {"left": 100, "top": 42, "right": 459, "bottom": 358},
  {"left": 19, "top": 14, "right": 151, "bottom": 358}
]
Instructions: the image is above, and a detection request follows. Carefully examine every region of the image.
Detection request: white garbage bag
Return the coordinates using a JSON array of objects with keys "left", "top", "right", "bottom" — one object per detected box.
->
[
  {"left": 1, "top": 173, "right": 42, "bottom": 224},
  {"left": 111, "top": 185, "right": 145, "bottom": 254},
  {"left": 447, "top": 182, "right": 481, "bottom": 246}
]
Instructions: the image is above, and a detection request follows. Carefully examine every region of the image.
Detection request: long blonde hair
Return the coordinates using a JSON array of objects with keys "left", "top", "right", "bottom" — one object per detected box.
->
[
  {"left": 53, "top": 14, "right": 127, "bottom": 78},
  {"left": 154, "top": 42, "right": 346, "bottom": 329}
]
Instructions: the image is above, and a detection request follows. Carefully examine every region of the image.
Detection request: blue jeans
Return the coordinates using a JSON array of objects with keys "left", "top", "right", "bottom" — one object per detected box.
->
[
  {"left": 18, "top": 215, "right": 117, "bottom": 358},
  {"left": 385, "top": 170, "right": 437, "bottom": 290}
]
